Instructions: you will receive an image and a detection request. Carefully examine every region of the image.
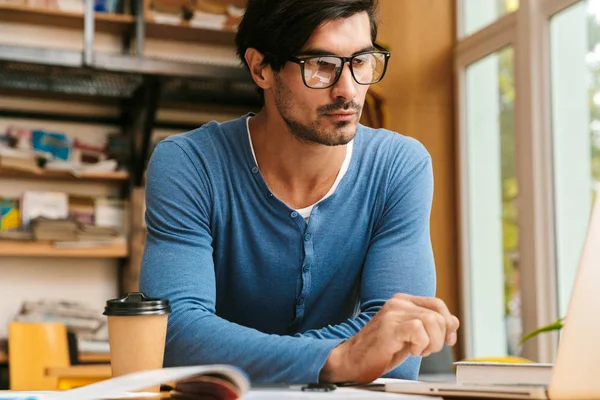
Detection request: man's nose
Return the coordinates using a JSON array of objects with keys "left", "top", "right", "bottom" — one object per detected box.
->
[{"left": 330, "top": 63, "right": 357, "bottom": 101}]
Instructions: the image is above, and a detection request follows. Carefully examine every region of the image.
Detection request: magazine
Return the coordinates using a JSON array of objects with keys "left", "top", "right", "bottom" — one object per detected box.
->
[{"left": 51, "top": 365, "right": 249, "bottom": 400}]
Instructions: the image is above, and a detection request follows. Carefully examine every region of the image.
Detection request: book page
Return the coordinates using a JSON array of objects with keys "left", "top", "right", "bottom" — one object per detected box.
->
[{"left": 51, "top": 365, "right": 249, "bottom": 400}]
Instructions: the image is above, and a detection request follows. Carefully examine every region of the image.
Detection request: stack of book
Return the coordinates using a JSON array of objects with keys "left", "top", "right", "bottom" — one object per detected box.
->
[
  {"left": 30, "top": 216, "right": 121, "bottom": 246},
  {"left": 0, "top": 147, "right": 40, "bottom": 174},
  {"left": 14, "top": 299, "right": 106, "bottom": 341},
  {"left": 454, "top": 361, "right": 553, "bottom": 385},
  {"left": 0, "top": 191, "right": 127, "bottom": 246},
  {"left": 31, "top": 217, "right": 78, "bottom": 241}
]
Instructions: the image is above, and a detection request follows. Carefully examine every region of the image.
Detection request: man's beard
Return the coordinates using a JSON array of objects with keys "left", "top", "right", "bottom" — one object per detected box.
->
[{"left": 273, "top": 76, "right": 361, "bottom": 146}]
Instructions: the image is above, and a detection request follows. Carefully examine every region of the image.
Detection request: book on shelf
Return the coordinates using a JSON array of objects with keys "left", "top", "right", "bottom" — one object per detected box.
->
[
  {"left": 2, "top": 125, "right": 123, "bottom": 177},
  {"left": 30, "top": 216, "right": 122, "bottom": 242},
  {"left": 16, "top": 298, "right": 106, "bottom": 340},
  {"left": 31, "top": 217, "right": 79, "bottom": 241},
  {"left": 69, "top": 195, "right": 95, "bottom": 225},
  {"left": 0, "top": 146, "right": 40, "bottom": 174},
  {"left": 454, "top": 361, "right": 554, "bottom": 386},
  {"left": 52, "top": 236, "right": 125, "bottom": 248},
  {"left": 0, "top": 197, "right": 21, "bottom": 231},
  {"left": 15, "top": 191, "right": 125, "bottom": 242},
  {"left": 94, "top": 198, "right": 125, "bottom": 231},
  {"left": 21, "top": 191, "right": 69, "bottom": 229},
  {"left": 0, "top": 230, "right": 33, "bottom": 241},
  {"left": 52, "top": 365, "right": 249, "bottom": 400}
]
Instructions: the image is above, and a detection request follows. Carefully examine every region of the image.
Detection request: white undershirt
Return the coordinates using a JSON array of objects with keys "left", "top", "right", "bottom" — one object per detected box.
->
[{"left": 246, "top": 116, "right": 353, "bottom": 221}]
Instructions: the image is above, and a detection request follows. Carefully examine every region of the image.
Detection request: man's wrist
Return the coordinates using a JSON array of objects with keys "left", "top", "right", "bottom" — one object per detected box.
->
[{"left": 319, "top": 344, "right": 347, "bottom": 383}]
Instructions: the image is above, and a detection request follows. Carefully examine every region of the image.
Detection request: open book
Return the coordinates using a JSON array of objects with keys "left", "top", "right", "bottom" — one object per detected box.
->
[{"left": 51, "top": 365, "right": 249, "bottom": 400}]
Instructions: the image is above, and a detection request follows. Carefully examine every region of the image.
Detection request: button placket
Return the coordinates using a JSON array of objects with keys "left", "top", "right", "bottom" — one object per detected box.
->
[{"left": 294, "top": 229, "right": 314, "bottom": 325}]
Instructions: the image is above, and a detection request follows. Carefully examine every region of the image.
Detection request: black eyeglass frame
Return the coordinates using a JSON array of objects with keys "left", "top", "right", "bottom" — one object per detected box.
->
[{"left": 286, "top": 43, "right": 391, "bottom": 89}]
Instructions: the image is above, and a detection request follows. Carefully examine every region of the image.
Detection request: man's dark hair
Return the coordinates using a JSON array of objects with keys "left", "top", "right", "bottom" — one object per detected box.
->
[{"left": 235, "top": 0, "right": 379, "bottom": 72}]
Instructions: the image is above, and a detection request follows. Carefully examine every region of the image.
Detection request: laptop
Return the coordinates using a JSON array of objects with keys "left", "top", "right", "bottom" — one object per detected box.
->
[{"left": 386, "top": 193, "right": 600, "bottom": 400}]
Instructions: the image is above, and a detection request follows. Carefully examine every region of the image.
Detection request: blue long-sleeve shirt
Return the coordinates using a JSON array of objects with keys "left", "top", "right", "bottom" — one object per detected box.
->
[{"left": 139, "top": 114, "right": 436, "bottom": 384}]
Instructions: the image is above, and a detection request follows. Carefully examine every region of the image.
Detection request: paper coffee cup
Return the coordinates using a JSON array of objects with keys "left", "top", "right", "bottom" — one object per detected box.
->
[{"left": 104, "top": 292, "right": 171, "bottom": 391}]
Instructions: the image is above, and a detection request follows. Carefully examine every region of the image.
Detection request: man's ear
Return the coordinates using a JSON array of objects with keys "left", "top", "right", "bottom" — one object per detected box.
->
[{"left": 245, "top": 48, "right": 273, "bottom": 90}]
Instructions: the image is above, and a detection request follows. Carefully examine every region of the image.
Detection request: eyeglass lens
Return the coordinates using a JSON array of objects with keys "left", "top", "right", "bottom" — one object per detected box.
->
[{"left": 302, "top": 53, "right": 387, "bottom": 88}]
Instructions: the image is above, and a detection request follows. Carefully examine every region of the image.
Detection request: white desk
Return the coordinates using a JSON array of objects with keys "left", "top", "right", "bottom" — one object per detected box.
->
[{"left": 244, "top": 386, "right": 437, "bottom": 399}]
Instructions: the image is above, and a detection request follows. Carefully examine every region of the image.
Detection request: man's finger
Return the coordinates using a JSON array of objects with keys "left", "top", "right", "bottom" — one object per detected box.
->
[
  {"left": 395, "top": 294, "right": 459, "bottom": 344},
  {"left": 417, "top": 310, "right": 446, "bottom": 355}
]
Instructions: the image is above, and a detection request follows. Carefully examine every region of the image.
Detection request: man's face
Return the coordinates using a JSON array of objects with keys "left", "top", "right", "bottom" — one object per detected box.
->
[{"left": 272, "top": 12, "right": 373, "bottom": 146}]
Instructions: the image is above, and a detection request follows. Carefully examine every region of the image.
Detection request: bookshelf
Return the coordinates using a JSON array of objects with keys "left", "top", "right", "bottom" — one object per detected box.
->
[
  {"left": 0, "top": 240, "right": 128, "bottom": 258},
  {"left": 145, "top": 18, "right": 236, "bottom": 45},
  {"left": 0, "top": 167, "right": 129, "bottom": 182},
  {"left": 0, "top": 0, "right": 259, "bottom": 295},
  {"left": 0, "top": 3, "right": 238, "bottom": 43},
  {"left": 0, "top": 4, "right": 134, "bottom": 34}
]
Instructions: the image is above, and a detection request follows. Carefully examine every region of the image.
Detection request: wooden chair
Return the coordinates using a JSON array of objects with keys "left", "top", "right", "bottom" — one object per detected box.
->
[{"left": 8, "top": 322, "right": 111, "bottom": 390}]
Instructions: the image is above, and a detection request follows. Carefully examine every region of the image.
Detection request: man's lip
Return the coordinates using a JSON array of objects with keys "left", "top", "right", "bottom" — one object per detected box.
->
[{"left": 325, "top": 112, "right": 357, "bottom": 116}]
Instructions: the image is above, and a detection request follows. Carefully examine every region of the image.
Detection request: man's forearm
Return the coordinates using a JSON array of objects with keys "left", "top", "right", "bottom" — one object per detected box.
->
[{"left": 163, "top": 306, "right": 344, "bottom": 384}]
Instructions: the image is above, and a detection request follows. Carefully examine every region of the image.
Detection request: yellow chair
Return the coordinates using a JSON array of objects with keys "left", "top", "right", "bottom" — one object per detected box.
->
[
  {"left": 8, "top": 322, "right": 111, "bottom": 390},
  {"left": 47, "top": 364, "right": 112, "bottom": 390}
]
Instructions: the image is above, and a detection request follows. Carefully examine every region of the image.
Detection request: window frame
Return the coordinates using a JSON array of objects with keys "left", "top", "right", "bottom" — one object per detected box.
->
[{"left": 455, "top": 0, "right": 581, "bottom": 362}]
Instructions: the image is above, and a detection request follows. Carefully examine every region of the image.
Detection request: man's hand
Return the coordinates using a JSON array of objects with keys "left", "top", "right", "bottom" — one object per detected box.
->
[{"left": 319, "top": 294, "right": 460, "bottom": 384}]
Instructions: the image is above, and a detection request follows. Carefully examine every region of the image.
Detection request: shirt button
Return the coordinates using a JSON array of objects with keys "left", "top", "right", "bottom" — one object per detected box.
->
[
  {"left": 302, "top": 264, "right": 310, "bottom": 273},
  {"left": 304, "top": 233, "right": 311, "bottom": 241},
  {"left": 251, "top": 167, "right": 259, "bottom": 174},
  {"left": 291, "top": 211, "right": 298, "bottom": 218},
  {"left": 297, "top": 297, "right": 305, "bottom": 305}
]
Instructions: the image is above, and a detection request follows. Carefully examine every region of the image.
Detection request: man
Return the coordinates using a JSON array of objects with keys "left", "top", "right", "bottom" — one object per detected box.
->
[{"left": 140, "top": 0, "right": 460, "bottom": 385}]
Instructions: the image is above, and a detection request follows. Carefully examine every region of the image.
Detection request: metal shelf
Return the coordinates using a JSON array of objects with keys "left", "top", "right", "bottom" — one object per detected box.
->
[
  {"left": 161, "top": 76, "right": 259, "bottom": 107},
  {"left": 0, "top": 45, "right": 257, "bottom": 103},
  {"left": 91, "top": 53, "right": 251, "bottom": 80},
  {"left": 0, "top": 44, "right": 83, "bottom": 68},
  {"left": 0, "top": 59, "right": 143, "bottom": 98}
]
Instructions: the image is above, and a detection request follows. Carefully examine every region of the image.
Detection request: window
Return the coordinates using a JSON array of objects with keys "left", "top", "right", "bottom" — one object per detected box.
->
[
  {"left": 465, "top": 47, "right": 520, "bottom": 357},
  {"left": 550, "top": 0, "right": 600, "bottom": 318},
  {"left": 455, "top": 0, "right": 592, "bottom": 363},
  {"left": 462, "top": 0, "right": 520, "bottom": 36}
]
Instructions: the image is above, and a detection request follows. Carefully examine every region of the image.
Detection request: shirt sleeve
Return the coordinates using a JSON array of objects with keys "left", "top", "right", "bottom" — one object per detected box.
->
[
  {"left": 294, "top": 155, "right": 437, "bottom": 380},
  {"left": 139, "top": 140, "right": 343, "bottom": 384}
]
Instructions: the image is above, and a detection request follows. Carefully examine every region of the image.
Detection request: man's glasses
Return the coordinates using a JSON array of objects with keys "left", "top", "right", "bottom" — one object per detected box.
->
[{"left": 287, "top": 43, "right": 391, "bottom": 89}]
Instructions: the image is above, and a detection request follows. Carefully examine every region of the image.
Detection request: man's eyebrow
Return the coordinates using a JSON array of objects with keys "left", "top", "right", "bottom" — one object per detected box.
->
[{"left": 295, "top": 45, "right": 375, "bottom": 57}]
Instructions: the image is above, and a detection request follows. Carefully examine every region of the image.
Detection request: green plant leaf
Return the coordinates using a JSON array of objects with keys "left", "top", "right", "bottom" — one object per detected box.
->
[{"left": 520, "top": 318, "right": 564, "bottom": 344}]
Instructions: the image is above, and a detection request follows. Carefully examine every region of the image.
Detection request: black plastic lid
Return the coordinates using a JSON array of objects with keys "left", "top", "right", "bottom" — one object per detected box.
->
[{"left": 103, "top": 292, "right": 171, "bottom": 316}]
